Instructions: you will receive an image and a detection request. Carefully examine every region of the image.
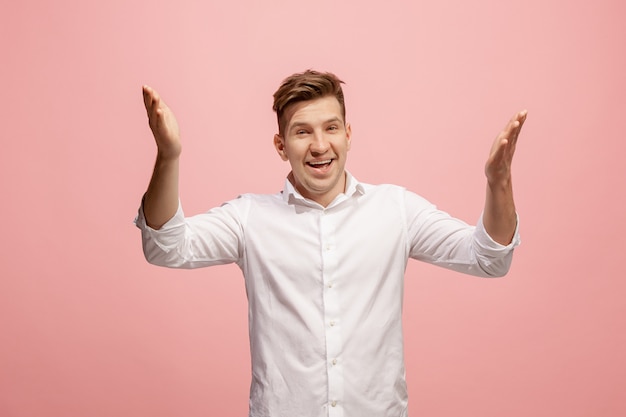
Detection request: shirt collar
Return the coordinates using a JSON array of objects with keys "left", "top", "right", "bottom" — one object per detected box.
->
[{"left": 282, "top": 170, "right": 365, "bottom": 207}]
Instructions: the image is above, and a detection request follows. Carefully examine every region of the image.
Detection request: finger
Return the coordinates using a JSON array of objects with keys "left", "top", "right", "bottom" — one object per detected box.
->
[
  {"left": 502, "top": 113, "right": 524, "bottom": 143},
  {"left": 492, "top": 137, "right": 508, "bottom": 161},
  {"left": 493, "top": 121, "right": 515, "bottom": 155},
  {"left": 142, "top": 85, "right": 155, "bottom": 113},
  {"left": 517, "top": 109, "right": 528, "bottom": 122},
  {"left": 510, "top": 110, "right": 528, "bottom": 136},
  {"left": 508, "top": 110, "right": 528, "bottom": 145},
  {"left": 143, "top": 85, "right": 164, "bottom": 114},
  {"left": 509, "top": 120, "right": 521, "bottom": 141},
  {"left": 492, "top": 127, "right": 515, "bottom": 162},
  {"left": 503, "top": 113, "right": 527, "bottom": 159},
  {"left": 147, "top": 92, "right": 162, "bottom": 126}
]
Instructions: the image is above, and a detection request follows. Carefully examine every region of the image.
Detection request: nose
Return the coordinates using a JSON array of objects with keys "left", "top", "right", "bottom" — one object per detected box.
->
[{"left": 309, "top": 130, "right": 330, "bottom": 155}]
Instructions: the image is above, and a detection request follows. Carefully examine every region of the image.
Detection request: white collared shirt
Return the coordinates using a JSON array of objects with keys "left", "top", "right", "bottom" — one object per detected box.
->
[{"left": 135, "top": 172, "right": 520, "bottom": 417}]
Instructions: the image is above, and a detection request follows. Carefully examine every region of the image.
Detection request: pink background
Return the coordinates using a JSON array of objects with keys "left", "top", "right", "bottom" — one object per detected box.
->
[{"left": 1, "top": 0, "right": 625, "bottom": 416}]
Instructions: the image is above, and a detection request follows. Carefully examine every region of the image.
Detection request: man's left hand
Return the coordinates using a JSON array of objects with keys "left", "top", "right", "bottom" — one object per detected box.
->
[{"left": 485, "top": 110, "right": 528, "bottom": 186}]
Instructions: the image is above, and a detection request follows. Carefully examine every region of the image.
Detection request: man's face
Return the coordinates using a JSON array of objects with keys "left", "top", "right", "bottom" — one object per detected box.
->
[{"left": 274, "top": 96, "right": 352, "bottom": 207}]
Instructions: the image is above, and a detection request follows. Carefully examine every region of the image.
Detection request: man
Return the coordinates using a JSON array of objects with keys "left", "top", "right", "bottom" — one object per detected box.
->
[{"left": 136, "top": 70, "right": 527, "bottom": 417}]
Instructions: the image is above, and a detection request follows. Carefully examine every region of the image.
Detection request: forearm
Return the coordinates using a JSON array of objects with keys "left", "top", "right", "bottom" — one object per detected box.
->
[
  {"left": 483, "top": 178, "right": 517, "bottom": 245},
  {"left": 143, "top": 156, "right": 180, "bottom": 230}
]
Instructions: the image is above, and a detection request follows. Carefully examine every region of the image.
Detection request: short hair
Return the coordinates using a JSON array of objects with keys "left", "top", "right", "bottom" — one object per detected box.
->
[{"left": 272, "top": 70, "right": 346, "bottom": 135}]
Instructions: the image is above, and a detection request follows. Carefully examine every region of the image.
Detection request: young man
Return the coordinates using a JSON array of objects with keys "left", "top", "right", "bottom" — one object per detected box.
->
[{"left": 136, "top": 70, "right": 527, "bottom": 417}]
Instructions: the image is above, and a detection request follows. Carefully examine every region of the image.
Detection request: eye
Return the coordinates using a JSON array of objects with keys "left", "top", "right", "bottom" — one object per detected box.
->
[
  {"left": 296, "top": 129, "right": 308, "bottom": 135},
  {"left": 327, "top": 125, "right": 338, "bottom": 131}
]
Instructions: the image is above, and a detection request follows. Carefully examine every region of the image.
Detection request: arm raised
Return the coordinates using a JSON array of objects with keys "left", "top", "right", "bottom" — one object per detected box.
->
[
  {"left": 142, "top": 85, "right": 182, "bottom": 230},
  {"left": 482, "top": 110, "right": 527, "bottom": 245}
]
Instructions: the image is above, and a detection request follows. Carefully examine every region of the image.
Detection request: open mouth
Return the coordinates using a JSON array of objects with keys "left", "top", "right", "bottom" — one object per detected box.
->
[{"left": 307, "top": 159, "right": 333, "bottom": 169}]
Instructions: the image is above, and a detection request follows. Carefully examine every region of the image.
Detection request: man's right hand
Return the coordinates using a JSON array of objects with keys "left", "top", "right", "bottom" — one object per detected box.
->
[{"left": 142, "top": 85, "right": 181, "bottom": 160}]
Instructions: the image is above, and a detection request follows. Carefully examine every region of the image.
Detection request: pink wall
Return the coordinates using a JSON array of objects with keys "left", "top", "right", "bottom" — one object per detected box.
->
[{"left": 1, "top": 0, "right": 625, "bottom": 416}]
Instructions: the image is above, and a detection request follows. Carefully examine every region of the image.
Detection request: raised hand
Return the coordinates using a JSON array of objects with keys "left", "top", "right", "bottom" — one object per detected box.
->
[
  {"left": 485, "top": 110, "right": 528, "bottom": 186},
  {"left": 142, "top": 85, "right": 181, "bottom": 161},
  {"left": 482, "top": 110, "right": 528, "bottom": 245},
  {"left": 141, "top": 85, "right": 182, "bottom": 229}
]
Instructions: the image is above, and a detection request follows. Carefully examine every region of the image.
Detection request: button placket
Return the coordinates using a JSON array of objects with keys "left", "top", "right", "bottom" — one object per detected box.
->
[{"left": 320, "top": 209, "right": 344, "bottom": 417}]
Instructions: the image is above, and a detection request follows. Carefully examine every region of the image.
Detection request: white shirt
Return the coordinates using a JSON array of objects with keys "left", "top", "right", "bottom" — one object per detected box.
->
[{"left": 135, "top": 172, "right": 520, "bottom": 417}]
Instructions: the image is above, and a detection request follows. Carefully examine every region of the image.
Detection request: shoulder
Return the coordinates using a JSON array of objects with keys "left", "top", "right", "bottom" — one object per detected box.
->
[
  {"left": 222, "top": 191, "right": 286, "bottom": 215},
  {"left": 225, "top": 190, "right": 283, "bottom": 204},
  {"left": 359, "top": 182, "right": 432, "bottom": 206},
  {"left": 359, "top": 181, "right": 404, "bottom": 195}
]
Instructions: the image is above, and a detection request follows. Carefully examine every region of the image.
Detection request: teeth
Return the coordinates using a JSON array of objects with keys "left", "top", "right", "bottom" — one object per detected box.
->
[{"left": 309, "top": 160, "right": 332, "bottom": 166}]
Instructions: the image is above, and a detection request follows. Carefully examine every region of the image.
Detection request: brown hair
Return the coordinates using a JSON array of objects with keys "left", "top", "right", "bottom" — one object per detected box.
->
[{"left": 272, "top": 70, "right": 346, "bottom": 135}]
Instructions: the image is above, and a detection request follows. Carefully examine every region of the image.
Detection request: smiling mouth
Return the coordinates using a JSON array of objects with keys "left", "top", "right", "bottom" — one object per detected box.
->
[{"left": 307, "top": 159, "right": 333, "bottom": 169}]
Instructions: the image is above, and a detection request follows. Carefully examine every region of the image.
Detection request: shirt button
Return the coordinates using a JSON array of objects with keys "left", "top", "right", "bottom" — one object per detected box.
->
[
  {"left": 328, "top": 282, "right": 333, "bottom": 288},
  {"left": 332, "top": 359, "right": 337, "bottom": 365},
  {"left": 331, "top": 401, "right": 337, "bottom": 407},
  {"left": 329, "top": 321, "right": 335, "bottom": 327}
]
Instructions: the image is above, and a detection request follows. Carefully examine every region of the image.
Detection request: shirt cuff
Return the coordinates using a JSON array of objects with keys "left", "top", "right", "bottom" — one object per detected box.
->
[
  {"left": 474, "top": 212, "right": 521, "bottom": 253},
  {"left": 134, "top": 198, "right": 186, "bottom": 251}
]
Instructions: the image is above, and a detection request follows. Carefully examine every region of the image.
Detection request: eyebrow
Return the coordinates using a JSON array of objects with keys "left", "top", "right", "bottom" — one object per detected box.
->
[{"left": 288, "top": 117, "right": 343, "bottom": 131}]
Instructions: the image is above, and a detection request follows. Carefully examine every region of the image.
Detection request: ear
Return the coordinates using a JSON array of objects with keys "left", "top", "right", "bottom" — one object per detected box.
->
[
  {"left": 345, "top": 123, "right": 352, "bottom": 151},
  {"left": 274, "top": 134, "right": 289, "bottom": 161}
]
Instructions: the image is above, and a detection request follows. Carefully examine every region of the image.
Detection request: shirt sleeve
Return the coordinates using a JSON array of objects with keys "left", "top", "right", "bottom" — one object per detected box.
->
[
  {"left": 404, "top": 190, "right": 520, "bottom": 277},
  {"left": 134, "top": 197, "right": 245, "bottom": 269}
]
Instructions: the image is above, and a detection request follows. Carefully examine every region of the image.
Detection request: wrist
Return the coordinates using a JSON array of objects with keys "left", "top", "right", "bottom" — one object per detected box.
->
[
  {"left": 487, "top": 177, "right": 512, "bottom": 191},
  {"left": 156, "top": 146, "right": 182, "bottom": 163}
]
